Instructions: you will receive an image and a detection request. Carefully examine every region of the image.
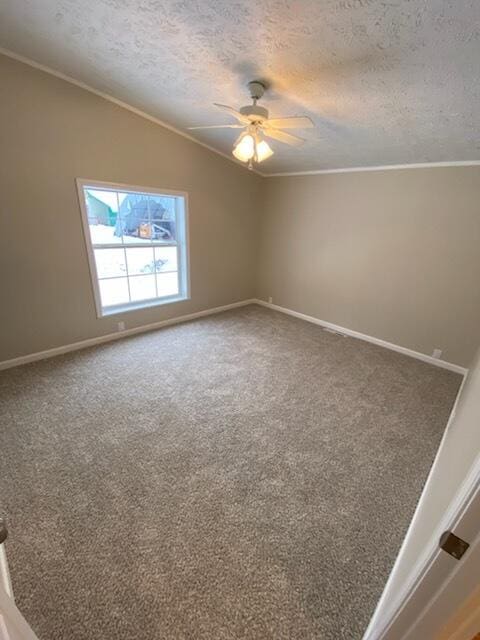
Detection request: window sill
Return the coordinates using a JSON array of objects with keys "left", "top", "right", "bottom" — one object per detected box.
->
[{"left": 100, "top": 295, "right": 190, "bottom": 317}]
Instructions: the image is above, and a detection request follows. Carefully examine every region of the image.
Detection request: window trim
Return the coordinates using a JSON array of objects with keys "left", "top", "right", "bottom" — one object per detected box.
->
[{"left": 76, "top": 178, "right": 190, "bottom": 318}]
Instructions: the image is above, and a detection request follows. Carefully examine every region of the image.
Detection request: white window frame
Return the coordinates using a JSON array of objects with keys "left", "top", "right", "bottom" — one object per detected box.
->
[{"left": 76, "top": 178, "right": 190, "bottom": 317}]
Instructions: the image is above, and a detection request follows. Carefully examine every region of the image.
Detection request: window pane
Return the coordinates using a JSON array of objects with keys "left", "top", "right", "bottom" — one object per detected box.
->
[
  {"left": 114, "top": 194, "right": 175, "bottom": 244},
  {"left": 94, "top": 248, "right": 126, "bottom": 278},
  {"left": 129, "top": 274, "right": 156, "bottom": 302},
  {"left": 99, "top": 278, "right": 129, "bottom": 307},
  {"left": 151, "top": 196, "right": 176, "bottom": 242},
  {"left": 85, "top": 188, "right": 122, "bottom": 245},
  {"left": 156, "top": 272, "right": 179, "bottom": 297},
  {"left": 154, "top": 246, "right": 178, "bottom": 272},
  {"left": 125, "top": 247, "right": 155, "bottom": 275},
  {"left": 118, "top": 193, "right": 149, "bottom": 242}
]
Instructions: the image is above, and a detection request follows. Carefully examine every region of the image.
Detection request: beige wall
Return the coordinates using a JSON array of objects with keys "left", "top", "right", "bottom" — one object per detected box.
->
[
  {"left": 258, "top": 169, "right": 480, "bottom": 367},
  {"left": 0, "top": 55, "right": 262, "bottom": 361}
]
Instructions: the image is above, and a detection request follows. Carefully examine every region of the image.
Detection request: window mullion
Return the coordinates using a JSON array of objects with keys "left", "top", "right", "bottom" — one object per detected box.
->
[
  {"left": 92, "top": 242, "right": 178, "bottom": 249},
  {"left": 117, "top": 190, "right": 132, "bottom": 303},
  {"left": 148, "top": 197, "right": 159, "bottom": 299}
]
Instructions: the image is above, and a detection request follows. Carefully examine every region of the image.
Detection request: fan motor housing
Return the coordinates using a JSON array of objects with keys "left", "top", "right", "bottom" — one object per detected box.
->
[{"left": 240, "top": 104, "right": 269, "bottom": 122}]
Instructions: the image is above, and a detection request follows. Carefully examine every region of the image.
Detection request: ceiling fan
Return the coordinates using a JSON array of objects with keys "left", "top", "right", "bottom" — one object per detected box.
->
[{"left": 188, "top": 81, "right": 314, "bottom": 169}]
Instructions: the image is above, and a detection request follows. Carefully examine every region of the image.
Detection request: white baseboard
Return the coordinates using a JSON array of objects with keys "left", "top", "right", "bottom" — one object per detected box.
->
[
  {"left": 1, "top": 298, "right": 468, "bottom": 376},
  {"left": 0, "top": 299, "right": 256, "bottom": 371},
  {"left": 254, "top": 299, "right": 468, "bottom": 375}
]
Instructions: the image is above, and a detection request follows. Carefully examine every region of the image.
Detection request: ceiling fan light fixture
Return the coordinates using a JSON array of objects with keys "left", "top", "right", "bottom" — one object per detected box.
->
[
  {"left": 255, "top": 139, "right": 274, "bottom": 163},
  {"left": 232, "top": 133, "right": 255, "bottom": 162},
  {"left": 232, "top": 131, "right": 274, "bottom": 165},
  {"left": 191, "top": 80, "right": 313, "bottom": 168}
]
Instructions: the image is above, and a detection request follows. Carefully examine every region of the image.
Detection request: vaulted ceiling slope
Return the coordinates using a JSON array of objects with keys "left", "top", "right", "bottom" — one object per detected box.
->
[{"left": 1, "top": 0, "right": 479, "bottom": 174}]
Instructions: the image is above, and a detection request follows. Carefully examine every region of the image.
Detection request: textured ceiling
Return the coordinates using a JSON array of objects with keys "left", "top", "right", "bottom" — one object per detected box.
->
[{"left": 1, "top": 0, "right": 479, "bottom": 174}]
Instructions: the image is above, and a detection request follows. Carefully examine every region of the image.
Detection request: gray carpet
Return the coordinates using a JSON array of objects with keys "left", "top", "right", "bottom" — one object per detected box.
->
[{"left": 0, "top": 305, "right": 461, "bottom": 640}]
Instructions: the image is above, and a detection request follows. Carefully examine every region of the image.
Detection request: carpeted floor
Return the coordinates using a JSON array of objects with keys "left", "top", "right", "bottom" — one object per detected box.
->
[{"left": 0, "top": 305, "right": 461, "bottom": 640}]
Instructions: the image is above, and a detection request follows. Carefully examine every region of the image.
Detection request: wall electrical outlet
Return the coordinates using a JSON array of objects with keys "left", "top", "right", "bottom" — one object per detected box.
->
[
  {"left": 432, "top": 348, "right": 442, "bottom": 359},
  {"left": 268, "top": 296, "right": 273, "bottom": 304},
  {"left": 117, "top": 321, "right": 125, "bottom": 332}
]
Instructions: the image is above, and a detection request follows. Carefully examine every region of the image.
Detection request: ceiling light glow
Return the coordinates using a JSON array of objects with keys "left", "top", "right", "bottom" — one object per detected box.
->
[
  {"left": 232, "top": 130, "right": 274, "bottom": 166},
  {"left": 255, "top": 139, "right": 274, "bottom": 162},
  {"left": 232, "top": 134, "right": 255, "bottom": 162}
]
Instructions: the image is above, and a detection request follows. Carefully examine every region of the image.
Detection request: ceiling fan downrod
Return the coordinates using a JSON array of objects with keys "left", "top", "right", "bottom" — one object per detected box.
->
[{"left": 247, "top": 80, "right": 266, "bottom": 103}]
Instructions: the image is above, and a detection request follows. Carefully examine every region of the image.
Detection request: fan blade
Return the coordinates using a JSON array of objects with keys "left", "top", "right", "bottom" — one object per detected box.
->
[
  {"left": 264, "top": 116, "right": 314, "bottom": 129},
  {"left": 188, "top": 124, "right": 246, "bottom": 130},
  {"left": 263, "top": 128, "right": 305, "bottom": 147},
  {"left": 213, "top": 103, "right": 251, "bottom": 124}
]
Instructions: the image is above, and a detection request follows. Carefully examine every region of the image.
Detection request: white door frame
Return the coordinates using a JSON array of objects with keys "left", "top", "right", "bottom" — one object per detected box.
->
[
  {"left": 0, "top": 537, "right": 40, "bottom": 640},
  {"left": 409, "top": 518, "right": 480, "bottom": 640}
]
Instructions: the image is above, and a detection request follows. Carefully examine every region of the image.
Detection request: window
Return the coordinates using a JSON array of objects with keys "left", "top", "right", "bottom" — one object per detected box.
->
[{"left": 77, "top": 179, "right": 189, "bottom": 316}]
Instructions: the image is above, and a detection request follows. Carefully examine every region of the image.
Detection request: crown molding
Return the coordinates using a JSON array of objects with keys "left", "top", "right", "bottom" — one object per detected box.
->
[
  {"left": 263, "top": 160, "right": 480, "bottom": 177},
  {"left": 0, "top": 47, "right": 264, "bottom": 177}
]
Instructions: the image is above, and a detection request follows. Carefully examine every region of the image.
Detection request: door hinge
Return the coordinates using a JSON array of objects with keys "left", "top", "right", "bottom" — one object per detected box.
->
[{"left": 439, "top": 530, "right": 469, "bottom": 560}]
